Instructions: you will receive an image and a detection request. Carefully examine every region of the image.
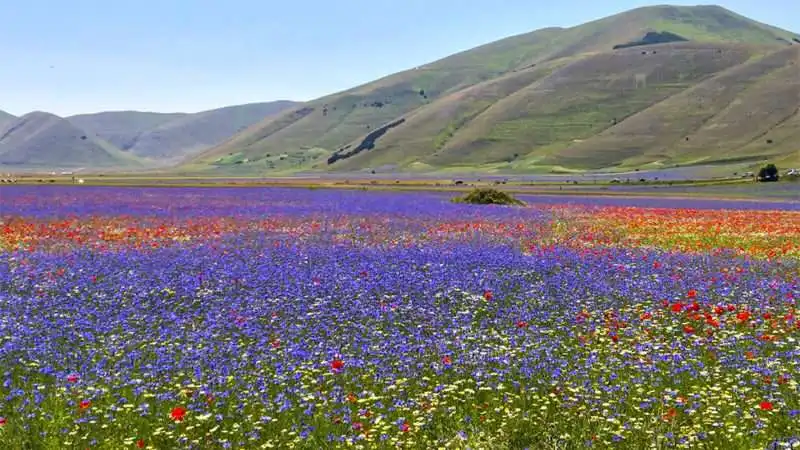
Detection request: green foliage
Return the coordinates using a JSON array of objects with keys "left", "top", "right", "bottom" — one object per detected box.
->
[
  {"left": 452, "top": 188, "right": 525, "bottom": 206},
  {"left": 757, "top": 163, "right": 779, "bottom": 182}
]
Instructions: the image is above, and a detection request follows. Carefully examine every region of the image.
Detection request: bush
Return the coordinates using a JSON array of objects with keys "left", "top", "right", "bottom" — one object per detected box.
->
[
  {"left": 452, "top": 188, "right": 525, "bottom": 206},
  {"left": 757, "top": 164, "right": 779, "bottom": 182}
]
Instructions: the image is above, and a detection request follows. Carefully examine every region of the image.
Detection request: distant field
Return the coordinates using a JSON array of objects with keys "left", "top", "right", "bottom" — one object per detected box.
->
[{"left": 3, "top": 171, "right": 798, "bottom": 204}]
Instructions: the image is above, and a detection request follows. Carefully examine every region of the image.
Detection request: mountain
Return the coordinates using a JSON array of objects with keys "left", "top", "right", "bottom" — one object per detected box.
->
[
  {"left": 186, "top": 5, "right": 799, "bottom": 174},
  {"left": 68, "top": 101, "right": 297, "bottom": 162},
  {"left": 67, "top": 111, "right": 189, "bottom": 151},
  {"left": 0, "top": 112, "right": 146, "bottom": 168},
  {"left": 0, "top": 110, "right": 15, "bottom": 128}
]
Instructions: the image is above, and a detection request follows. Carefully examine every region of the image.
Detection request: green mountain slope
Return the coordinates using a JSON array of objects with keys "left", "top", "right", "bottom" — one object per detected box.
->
[
  {"left": 329, "top": 42, "right": 761, "bottom": 171},
  {"left": 0, "top": 112, "right": 146, "bottom": 169},
  {"left": 546, "top": 46, "right": 799, "bottom": 169},
  {"left": 67, "top": 111, "right": 189, "bottom": 151},
  {"left": 68, "top": 101, "right": 297, "bottom": 162},
  {"left": 187, "top": 4, "right": 799, "bottom": 174}
]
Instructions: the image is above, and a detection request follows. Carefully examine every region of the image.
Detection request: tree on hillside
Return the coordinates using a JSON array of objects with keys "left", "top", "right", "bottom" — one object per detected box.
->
[{"left": 757, "top": 164, "right": 779, "bottom": 182}]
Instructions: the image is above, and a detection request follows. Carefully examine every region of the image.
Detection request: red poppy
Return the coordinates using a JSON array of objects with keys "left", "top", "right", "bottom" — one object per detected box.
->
[
  {"left": 516, "top": 320, "right": 529, "bottom": 328},
  {"left": 170, "top": 406, "right": 187, "bottom": 422},
  {"left": 662, "top": 407, "right": 677, "bottom": 421},
  {"left": 330, "top": 359, "right": 345, "bottom": 372},
  {"left": 400, "top": 422, "right": 410, "bottom": 432},
  {"left": 610, "top": 334, "right": 619, "bottom": 343},
  {"left": 442, "top": 355, "right": 452, "bottom": 365},
  {"left": 0, "top": 417, "right": 6, "bottom": 427},
  {"left": 759, "top": 401, "right": 774, "bottom": 411},
  {"left": 671, "top": 303, "right": 683, "bottom": 313},
  {"left": 483, "top": 290, "right": 493, "bottom": 301},
  {"left": 687, "top": 289, "right": 697, "bottom": 299},
  {"left": 67, "top": 374, "right": 79, "bottom": 383},
  {"left": 346, "top": 393, "right": 357, "bottom": 403},
  {"left": 737, "top": 311, "right": 751, "bottom": 322},
  {"left": 136, "top": 439, "right": 145, "bottom": 449},
  {"left": 79, "top": 400, "right": 91, "bottom": 410},
  {"left": 683, "top": 325, "right": 695, "bottom": 334},
  {"left": 640, "top": 312, "right": 652, "bottom": 320}
]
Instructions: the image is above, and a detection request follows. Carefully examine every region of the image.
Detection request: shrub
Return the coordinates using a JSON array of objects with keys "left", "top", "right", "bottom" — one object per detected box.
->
[
  {"left": 452, "top": 188, "right": 525, "bottom": 206},
  {"left": 757, "top": 164, "right": 779, "bottom": 182}
]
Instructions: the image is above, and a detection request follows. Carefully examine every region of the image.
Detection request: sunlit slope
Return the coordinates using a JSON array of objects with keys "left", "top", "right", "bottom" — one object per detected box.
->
[
  {"left": 69, "top": 102, "right": 297, "bottom": 162},
  {"left": 326, "top": 43, "right": 768, "bottom": 171},
  {"left": 186, "top": 4, "right": 798, "bottom": 173},
  {"left": 544, "top": 45, "right": 800, "bottom": 169}
]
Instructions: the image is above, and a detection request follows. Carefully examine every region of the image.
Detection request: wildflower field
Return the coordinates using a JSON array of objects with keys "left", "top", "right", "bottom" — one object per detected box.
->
[{"left": 1, "top": 186, "right": 799, "bottom": 449}]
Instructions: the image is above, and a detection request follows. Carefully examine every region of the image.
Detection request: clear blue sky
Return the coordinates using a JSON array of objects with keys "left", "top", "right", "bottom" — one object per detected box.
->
[{"left": 2, "top": 0, "right": 796, "bottom": 116}]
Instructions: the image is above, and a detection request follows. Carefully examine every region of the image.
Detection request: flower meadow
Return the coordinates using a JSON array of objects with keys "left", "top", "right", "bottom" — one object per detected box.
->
[{"left": 1, "top": 186, "right": 799, "bottom": 450}]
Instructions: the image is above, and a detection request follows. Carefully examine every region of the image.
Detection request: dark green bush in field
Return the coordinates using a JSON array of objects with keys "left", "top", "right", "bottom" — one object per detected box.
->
[
  {"left": 453, "top": 188, "right": 525, "bottom": 206},
  {"left": 757, "top": 164, "right": 779, "bottom": 182}
]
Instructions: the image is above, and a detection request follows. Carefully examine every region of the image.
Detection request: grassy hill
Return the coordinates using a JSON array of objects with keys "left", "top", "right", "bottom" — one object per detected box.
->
[
  {"left": 124, "top": 101, "right": 297, "bottom": 161},
  {"left": 68, "top": 101, "right": 297, "bottom": 162},
  {"left": 67, "top": 111, "right": 189, "bottom": 151},
  {"left": 0, "top": 112, "right": 147, "bottom": 169},
  {"left": 186, "top": 4, "right": 799, "bottom": 174}
]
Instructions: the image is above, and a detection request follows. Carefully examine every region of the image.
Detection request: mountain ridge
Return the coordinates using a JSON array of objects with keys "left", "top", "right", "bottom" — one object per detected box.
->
[
  {"left": 0, "top": 111, "right": 146, "bottom": 168},
  {"left": 0, "top": 102, "right": 298, "bottom": 169},
  {"left": 3, "top": 4, "right": 799, "bottom": 173},
  {"left": 185, "top": 4, "right": 799, "bottom": 174}
]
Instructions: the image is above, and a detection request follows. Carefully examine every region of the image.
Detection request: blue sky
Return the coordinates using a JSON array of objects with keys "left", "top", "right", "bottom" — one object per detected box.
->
[{"left": 2, "top": 0, "right": 796, "bottom": 116}]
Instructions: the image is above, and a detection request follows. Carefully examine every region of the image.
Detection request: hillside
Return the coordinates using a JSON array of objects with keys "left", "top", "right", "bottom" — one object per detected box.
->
[
  {"left": 0, "top": 110, "right": 16, "bottom": 128},
  {"left": 68, "top": 101, "right": 297, "bottom": 162},
  {"left": 187, "top": 4, "right": 799, "bottom": 174},
  {"left": 123, "top": 101, "right": 297, "bottom": 161},
  {"left": 0, "top": 112, "right": 145, "bottom": 169},
  {"left": 67, "top": 111, "right": 189, "bottom": 151}
]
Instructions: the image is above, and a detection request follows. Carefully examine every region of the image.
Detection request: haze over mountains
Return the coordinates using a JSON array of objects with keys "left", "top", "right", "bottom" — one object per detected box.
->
[
  {"left": 3, "top": 4, "right": 799, "bottom": 174},
  {"left": 0, "top": 102, "right": 297, "bottom": 170}
]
